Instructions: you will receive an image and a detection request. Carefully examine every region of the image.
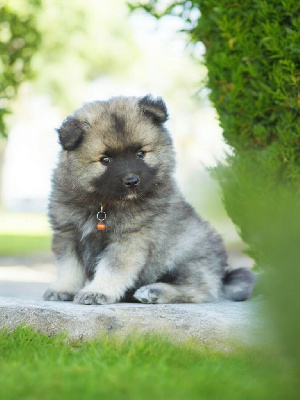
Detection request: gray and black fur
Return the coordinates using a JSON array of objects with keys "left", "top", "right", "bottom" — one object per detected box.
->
[{"left": 44, "top": 95, "right": 255, "bottom": 305}]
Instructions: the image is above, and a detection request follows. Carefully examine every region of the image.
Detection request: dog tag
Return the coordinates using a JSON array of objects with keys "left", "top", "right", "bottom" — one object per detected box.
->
[
  {"left": 97, "top": 221, "right": 106, "bottom": 231},
  {"left": 96, "top": 205, "right": 106, "bottom": 231}
]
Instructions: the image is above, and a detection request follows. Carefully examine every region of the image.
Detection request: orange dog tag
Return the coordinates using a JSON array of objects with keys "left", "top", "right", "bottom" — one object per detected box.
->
[
  {"left": 97, "top": 221, "right": 106, "bottom": 231},
  {"left": 96, "top": 205, "right": 106, "bottom": 231}
]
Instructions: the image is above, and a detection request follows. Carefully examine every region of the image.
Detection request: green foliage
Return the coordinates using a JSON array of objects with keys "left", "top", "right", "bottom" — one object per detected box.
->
[
  {"left": 216, "top": 167, "right": 300, "bottom": 364},
  {"left": 0, "top": 0, "right": 139, "bottom": 137},
  {"left": 0, "top": 0, "right": 41, "bottom": 137},
  {"left": 0, "top": 326, "right": 298, "bottom": 399},
  {"left": 193, "top": 0, "right": 300, "bottom": 191},
  {"left": 190, "top": 0, "right": 300, "bottom": 294}
]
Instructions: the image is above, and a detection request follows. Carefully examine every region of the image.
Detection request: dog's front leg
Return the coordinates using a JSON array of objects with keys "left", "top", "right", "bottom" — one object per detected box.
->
[
  {"left": 44, "top": 229, "right": 86, "bottom": 301},
  {"left": 74, "top": 239, "right": 147, "bottom": 305}
]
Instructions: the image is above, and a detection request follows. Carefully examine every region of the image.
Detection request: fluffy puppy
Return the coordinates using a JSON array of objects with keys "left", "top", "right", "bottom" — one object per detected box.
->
[{"left": 44, "top": 95, "right": 255, "bottom": 305}]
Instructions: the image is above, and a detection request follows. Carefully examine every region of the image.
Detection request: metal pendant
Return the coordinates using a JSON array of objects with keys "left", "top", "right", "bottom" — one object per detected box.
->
[{"left": 96, "top": 205, "right": 106, "bottom": 231}]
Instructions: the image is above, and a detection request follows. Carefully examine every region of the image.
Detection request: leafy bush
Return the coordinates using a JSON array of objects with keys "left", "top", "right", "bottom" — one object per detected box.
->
[
  {"left": 194, "top": 0, "right": 300, "bottom": 186},
  {"left": 190, "top": 1, "right": 300, "bottom": 268},
  {"left": 0, "top": 0, "right": 41, "bottom": 137}
]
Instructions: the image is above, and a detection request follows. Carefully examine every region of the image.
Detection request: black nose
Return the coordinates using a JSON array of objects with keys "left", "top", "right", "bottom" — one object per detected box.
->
[{"left": 123, "top": 176, "right": 140, "bottom": 188}]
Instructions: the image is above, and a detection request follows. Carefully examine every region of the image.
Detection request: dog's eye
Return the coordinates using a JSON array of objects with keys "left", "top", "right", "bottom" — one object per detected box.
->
[
  {"left": 137, "top": 150, "right": 146, "bottom": 159},
  {"left": 100, "top": 156, "right": 112, "bottom": 166}
]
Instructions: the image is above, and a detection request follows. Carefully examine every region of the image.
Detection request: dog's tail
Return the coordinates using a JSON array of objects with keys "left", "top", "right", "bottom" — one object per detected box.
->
[{"left": 222, "top": 268, "right": 256, "bottom": 301}]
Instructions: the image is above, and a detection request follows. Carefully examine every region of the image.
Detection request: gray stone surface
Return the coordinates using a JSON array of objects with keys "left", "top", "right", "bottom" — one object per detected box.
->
[
  {"left": 0, "top": 296, "right": 264, "bottom": 348},
  {"left": 0, "top": 253, "right": 265, "bottom": 348}
]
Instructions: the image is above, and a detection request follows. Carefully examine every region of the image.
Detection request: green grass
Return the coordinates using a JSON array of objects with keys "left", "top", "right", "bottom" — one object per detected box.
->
[
  {"left": 0, "top": 326, "right": 298, "bottom": 400},
  {"left": 0, "top": 213, "right": 51, "bottom": 255},
  {"left": 0, "top": 233, "right": 51, "bottom": 255}
]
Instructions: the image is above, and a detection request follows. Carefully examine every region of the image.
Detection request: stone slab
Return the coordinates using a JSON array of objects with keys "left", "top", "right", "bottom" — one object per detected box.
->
[{"left": 0, "top": 296, "right": 264, "bottom": 348}]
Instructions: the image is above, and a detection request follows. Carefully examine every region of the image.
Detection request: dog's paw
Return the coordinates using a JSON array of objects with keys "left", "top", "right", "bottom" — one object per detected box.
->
[
  {"left": 73, "top": 292, "right": 112, "bottom": 305},
  {"left": 43, "top": 289, "right": 74, "bottom": 302},
  {"left": 134, "top": 286, "right": 161, "bottom": 304}
]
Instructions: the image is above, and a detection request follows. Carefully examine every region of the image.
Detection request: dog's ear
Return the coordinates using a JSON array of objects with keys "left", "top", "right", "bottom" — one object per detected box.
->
[
  {"left": 138, "top": 95, "right": 169, "bottom": 124},
  {"left": 57, "top": 116, "right": 86, "bottom": 151}
]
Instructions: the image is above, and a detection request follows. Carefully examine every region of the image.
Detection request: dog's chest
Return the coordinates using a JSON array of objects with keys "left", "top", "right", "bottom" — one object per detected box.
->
[
  {"left": 74, "top": 213, "right": 130, "bottom": 278},
  {"left": 75, "top": 228, "right": 108, "bottom": 279}
]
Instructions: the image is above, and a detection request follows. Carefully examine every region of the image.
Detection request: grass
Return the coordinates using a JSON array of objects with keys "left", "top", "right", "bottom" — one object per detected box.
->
[
  {"left": 0, "top": 233, "right": 51, "bottom": 255},
  {"left": 0, "top": 213, "right": 51, "bottom": 255},
  {"left": 0, "top": 326, "right": 298, "bottom": 400}
]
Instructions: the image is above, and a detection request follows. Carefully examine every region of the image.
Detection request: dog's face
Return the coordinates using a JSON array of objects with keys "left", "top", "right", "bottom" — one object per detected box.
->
[{"left": 56, "top": 95, "right": 175, "bottom": 203}]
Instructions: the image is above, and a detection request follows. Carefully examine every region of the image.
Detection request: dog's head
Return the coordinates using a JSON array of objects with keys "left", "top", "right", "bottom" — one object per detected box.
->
[{"left": 56, "top": 95, "right": 175, "bottom": 203}]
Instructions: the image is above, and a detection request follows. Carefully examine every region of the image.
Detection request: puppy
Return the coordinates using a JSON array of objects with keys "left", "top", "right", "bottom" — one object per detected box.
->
[{"left": 44, "top": 95, "right": 255, "bottom": 305}]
